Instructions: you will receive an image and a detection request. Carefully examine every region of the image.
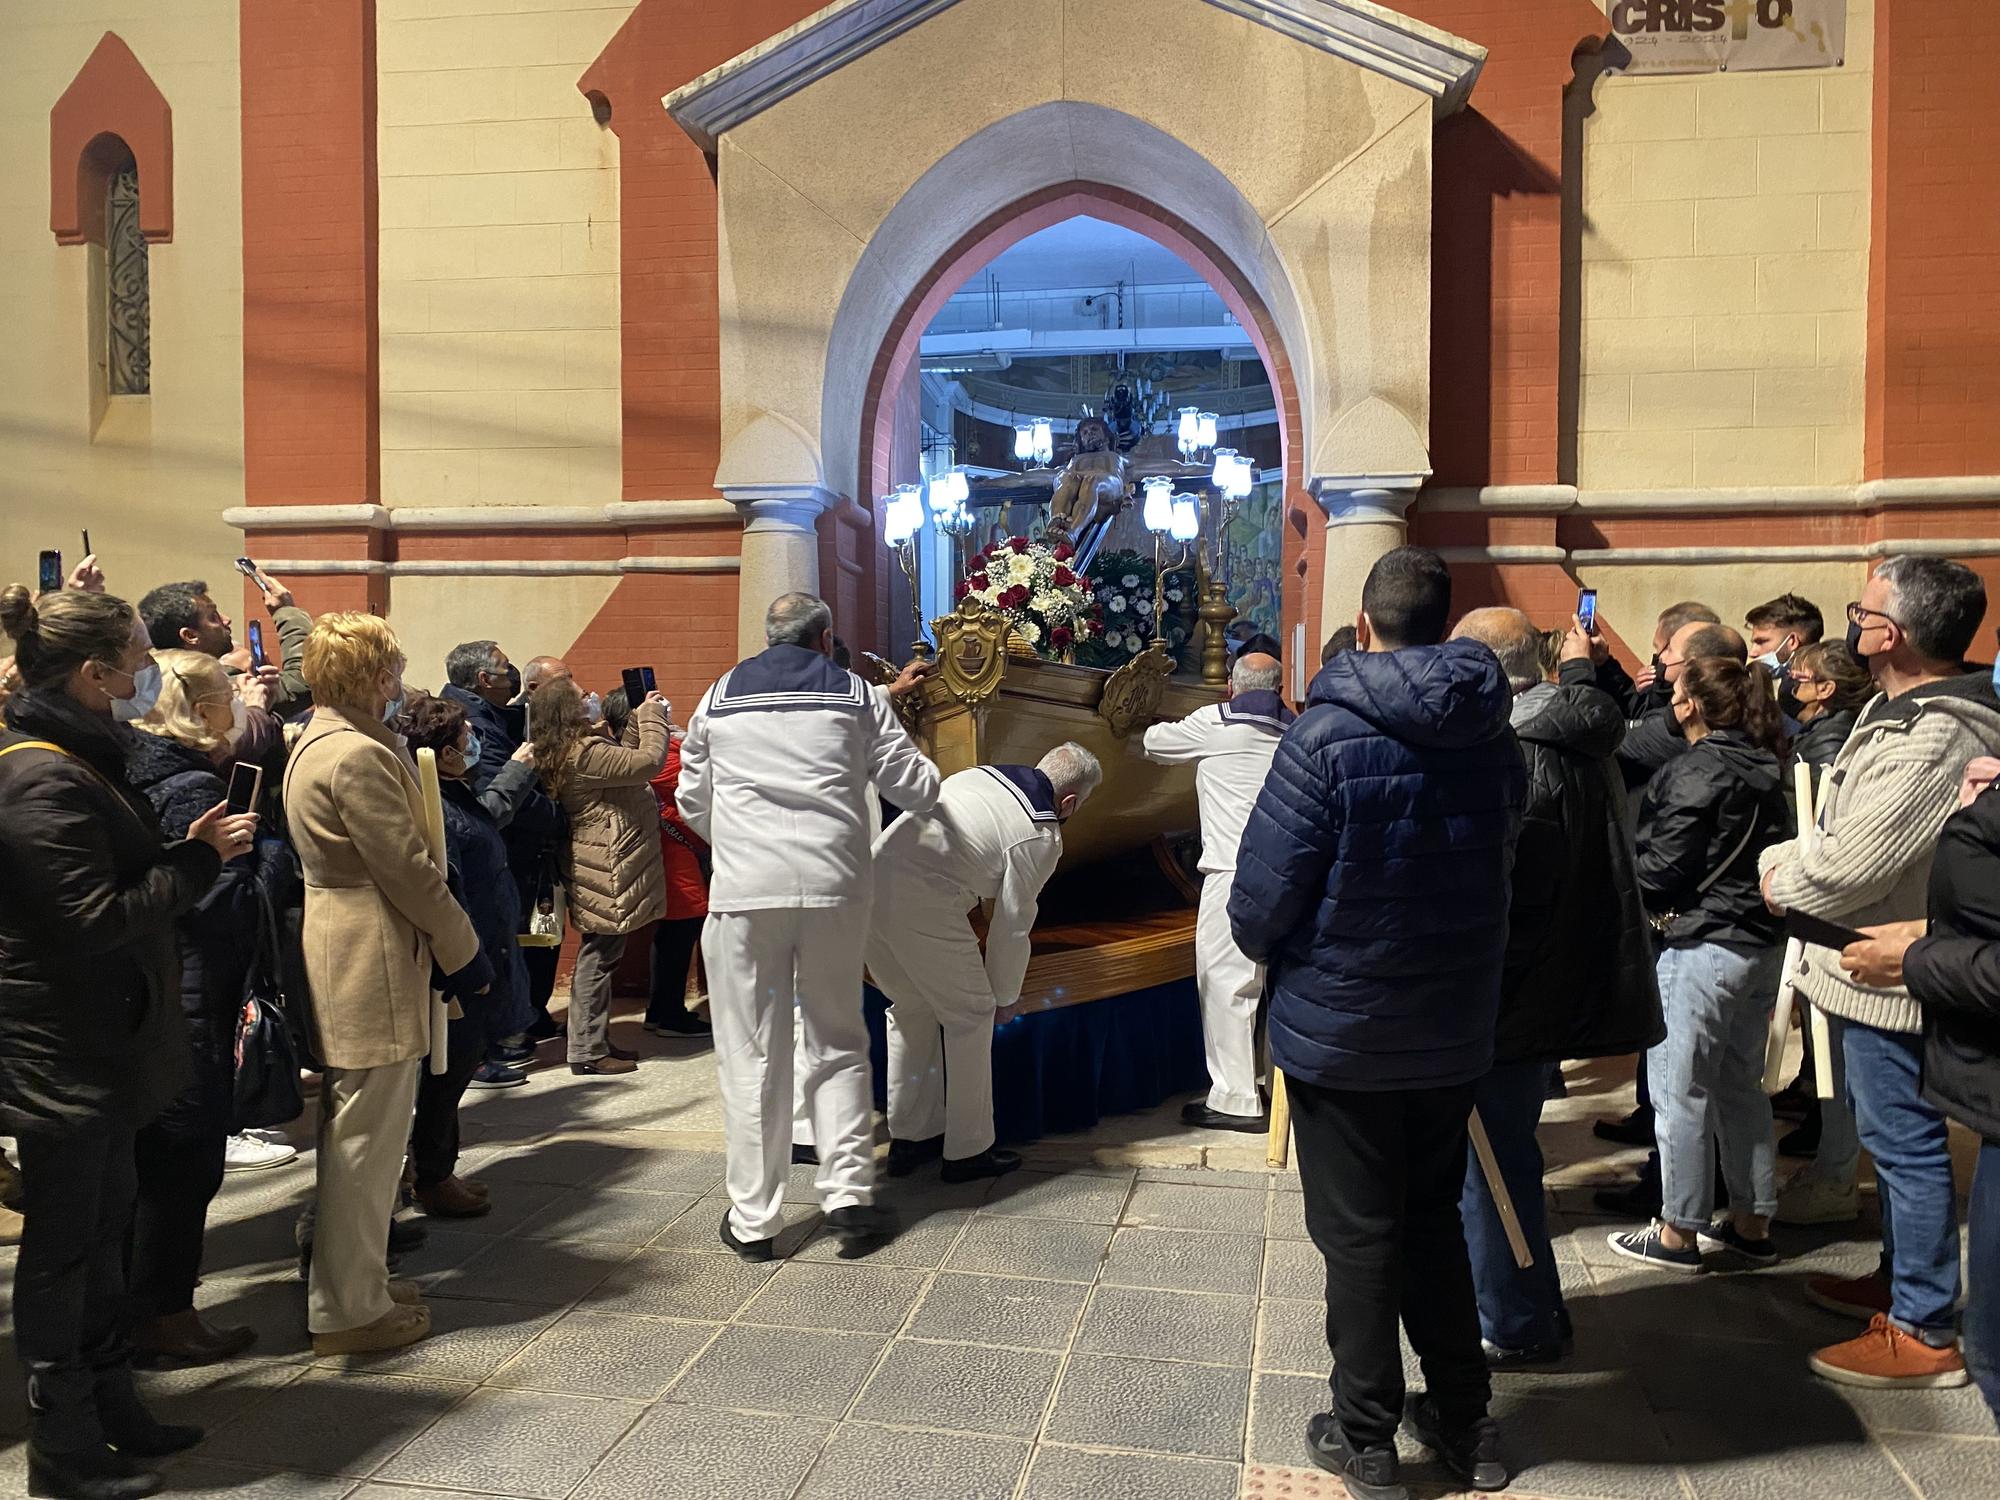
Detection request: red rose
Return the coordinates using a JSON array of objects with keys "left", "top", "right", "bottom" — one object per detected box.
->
[
  {"left": 954, "top": 580, "right": 970, "bottom": 601},
  {"left": 967, "top": 571, "right": 988, "bottom": 590},
  {"left": 1007, "top": 536, "right": 1030, "bottom": 554},
  {"left": 1053, "top": 543, "right": 1075, "bottom": 562},
  {"left": 1052, "top": 566, "right": 1076, "bottom": 587},
  {"left": 1051, "top": 626, "right": 1073, "bottom": 648},
  {"left": 1008, "top": 585, "right": 1031, "bottom": 608}
]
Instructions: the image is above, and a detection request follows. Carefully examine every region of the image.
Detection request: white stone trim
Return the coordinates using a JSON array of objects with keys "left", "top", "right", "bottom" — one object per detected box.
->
[
  {"left": 1432, "top": 546, "right": 1568, "bottom": 564},
  {"left": 663, "top": 0, "right": 1488, "bottom": 152},
  {"left": 253, "top": 557, "right": 741, "bottom": 578},
  {"left": 1572, "top": 540, "right": 2000, "bottom": 566},
  {"left": 224, "top": 502, "right": 739, "bottom": 532},
  {"left": 1419, "top": 479, "right": 2000, "bottom": 517}
]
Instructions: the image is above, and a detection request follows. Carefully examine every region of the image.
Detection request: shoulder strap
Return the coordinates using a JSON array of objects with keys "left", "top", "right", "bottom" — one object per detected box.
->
[
  {"left": 0, "top": 738, "right": 69, "bottom": 762},
  {"left": 0, "top": 736, "right": 153, "bottom": 834},
  {"left": 1693, "top": 809, "right": 1761, "bottom": 897}
]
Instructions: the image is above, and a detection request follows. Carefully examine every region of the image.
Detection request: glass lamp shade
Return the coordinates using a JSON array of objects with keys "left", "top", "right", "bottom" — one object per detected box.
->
[
  {"left": 1014, "top": 425, "right": 1034, "bottom": 461},
  {"left": 885, "top": 488, "right": 925, "bottom": 546},
  {"left": 1142, "top": 476, "right": 1175, "bottom": 533},
  {"left": 1198, "top": 412, "right": 1218, "bottom": 451},
  {"left": 1031, "top": 420, "right": 1054, "bottom": 466},
  {"left": 1176, "top": 406, "right": 1201, "bottom": 459},
  {"left": 926, "top": 475, "right": 952, "bottom": 515},
  {"left": 1231, "top": 455, "right": 1257, "bottom": 499},
  {"left": 1169, "top": 495, "right": 1201, "bottom": 543},
  {"left": 946, "top": 469, "right": 970, "bottom": 505},
  {"left": 1210, "top": 447, "right": 1237, "bottom": 489}
]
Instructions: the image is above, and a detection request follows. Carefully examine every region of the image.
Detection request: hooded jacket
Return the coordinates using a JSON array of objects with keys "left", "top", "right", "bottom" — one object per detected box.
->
[
  {"left": 0, "top": 688, "right": 219, "bottom": 1133},
  {"left": 1636, "top": 729, "right": 1787, "bottom": 949},
  {"left": 1759, "top": 673, "right": 2000, "bottom": 1033},
  {"left": 124, "top": 728, "right": 269, "bottom": 1136},
  {"left": 1228, "top": 640, "right": 1526, "bottom": 1091},
  {"left": 1497, "top": 666, "right": 1663, "bottom": 1063},
  {"left": 1904, "top": 784, "right": 2000, "bottom": 1139}
]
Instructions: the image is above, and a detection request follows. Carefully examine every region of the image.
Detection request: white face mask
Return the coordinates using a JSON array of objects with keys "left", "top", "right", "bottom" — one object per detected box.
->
[
  {"left": 1754, "top": 651, "right": 1783, "bottom": 675},
  {"left": 228, "top": 697, "right": 250, "bottom": 745},
  {"left": 107, "top": 660, "right": 162, "bottom": 723}
]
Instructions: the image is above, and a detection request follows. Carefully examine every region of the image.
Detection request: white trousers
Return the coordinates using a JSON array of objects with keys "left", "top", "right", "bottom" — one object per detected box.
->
[
  {"left": 309, "top": 1058, "right": 422, "bottom": 1334},
  {"left": 704, "top": 907, "right": 873, "bottom": 1241},
  {"left": 867, "top": 868, "right": 997, "bottom": 1161},
  {"left": 1195, "top": 873, "right": 1264, "bottom": 1117}
]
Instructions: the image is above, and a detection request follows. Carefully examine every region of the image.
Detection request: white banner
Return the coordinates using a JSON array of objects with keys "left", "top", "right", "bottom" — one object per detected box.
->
[{"left": 1608, "top": 1, "right": 1847, "bottom": 75}]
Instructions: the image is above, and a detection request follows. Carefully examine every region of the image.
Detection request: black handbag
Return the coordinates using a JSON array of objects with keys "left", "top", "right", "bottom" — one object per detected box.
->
[{"left": 233, "top": 884, "right": 307, "bottom": 1131}]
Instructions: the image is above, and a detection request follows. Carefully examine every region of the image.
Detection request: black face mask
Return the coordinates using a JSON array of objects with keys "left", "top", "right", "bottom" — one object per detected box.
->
[
  {"left": 504, "top": 663, "right": 523, "bottom": 699},
  {"left": 1777, "top": 678, "right": 1803, "bottom": 720},
  {"left": 1647, "top": 656, "right": 1673, "bottom": 706},
  {"left": 1846, "top": 619, "right": 1873, "bottom": 671}
]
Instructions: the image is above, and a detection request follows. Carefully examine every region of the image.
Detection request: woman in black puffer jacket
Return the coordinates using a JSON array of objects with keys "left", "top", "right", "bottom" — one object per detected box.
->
[
  {"left": 0, "top": 584, "right": 256, "bottom": 1498},
  {"left": 1610, "top": 657, "right": 1789, "bottom": 1273},
  {"left": 1787, "top": 639, "right": 1872, "bottom": 797},
  {"left": 124, "top": 649, "right": 274, "bottom": 1367}
]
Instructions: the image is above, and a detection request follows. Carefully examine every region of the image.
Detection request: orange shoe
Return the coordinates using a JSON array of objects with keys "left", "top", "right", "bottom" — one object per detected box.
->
[
  {"left": 1805, "top": 1270, "right": 1893, "bottom": 1320},
  {"left": 1809, "top": 1315, "right": 1970, "bottom": 1389}
]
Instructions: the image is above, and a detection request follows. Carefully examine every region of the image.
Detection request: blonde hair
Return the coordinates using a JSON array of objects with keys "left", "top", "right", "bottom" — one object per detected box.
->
[
  {"left": 302, "top": 612, "right": 404, "bottom": 708},
  {"left": 140, "top": 648, "right": 233, "bottom": 753}
]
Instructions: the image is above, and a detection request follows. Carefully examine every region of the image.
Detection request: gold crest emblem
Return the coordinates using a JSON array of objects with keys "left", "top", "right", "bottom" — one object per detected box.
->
[{"left": 931, "top": 596, "right": 1012, "bottom": 709}]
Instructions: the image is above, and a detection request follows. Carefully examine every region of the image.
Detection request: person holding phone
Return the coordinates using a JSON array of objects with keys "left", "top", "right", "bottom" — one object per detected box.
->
[
  {"left": 124, "top": 650, "right": 274, "bottom": 1365},
  {"left": 530, "top": 676, "right": 671, "bottom": 1074},
  {"left": 285, "top": 614, "right": 491, "bottom": 1356},
  {"left": 0, "top": 584, "right": 257, "bottom": 1495}
]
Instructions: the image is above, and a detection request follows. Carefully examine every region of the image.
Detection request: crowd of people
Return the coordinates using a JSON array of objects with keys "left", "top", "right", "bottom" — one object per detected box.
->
[{"left": 2, "top": 539, "right": 1997, "bottom": 1500}]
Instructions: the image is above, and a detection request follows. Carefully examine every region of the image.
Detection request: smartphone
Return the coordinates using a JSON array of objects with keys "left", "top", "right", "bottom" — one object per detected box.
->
[
  {"left": 80, "top": 529, "right": 91, "bottom": 558},
  {"left": 640, "top": 666, "right": 657, "bottom": 694},
  {"left": 38, "top": 550, "right": 62, "bottom": 594},
  {"left": 234, "top": 556, "right": 266, "bottom": 591},
  {"left": 621, "top": 667, "right": 647, "bottom": 704},
  {"left": 225, "top": 761, "right": 264, "bottom": 817},
  {"left": 1577, "top": 588, "right": 1599, "bottom": 636},
  {"left": 1786, "top": 909, "right": 1868, "bottom": 952},
  {"left": 248, "top": 620, "right": 268, "bottom": 670}
]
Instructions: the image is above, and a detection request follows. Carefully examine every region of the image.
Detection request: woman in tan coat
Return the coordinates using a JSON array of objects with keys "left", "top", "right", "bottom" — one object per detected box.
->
[
  {"left": 530, "top": 677, "right": 670, "bottom": 1074},
  {"left": 284, "top": 614, "right": 490, "bottom": 1356}
]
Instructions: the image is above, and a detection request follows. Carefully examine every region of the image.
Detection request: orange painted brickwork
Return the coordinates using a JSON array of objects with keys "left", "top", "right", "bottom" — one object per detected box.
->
[
  {"left": 49, "top": 33, "right": 174, "bottom": 246},
  {"left": 1402, "top": 0, "right": 1608, "bottom": 487},
  {"left": 1865, "top": 0, "right": 2000, "bottom": 479},
  {"left": 239, "top": 0, "right": 378, "bottom": 508}
]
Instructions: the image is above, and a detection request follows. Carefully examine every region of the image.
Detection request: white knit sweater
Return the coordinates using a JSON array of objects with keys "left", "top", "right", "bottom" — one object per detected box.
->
[{"left": 1758, "top": 678, "right": 2000, "bottom": 1034}]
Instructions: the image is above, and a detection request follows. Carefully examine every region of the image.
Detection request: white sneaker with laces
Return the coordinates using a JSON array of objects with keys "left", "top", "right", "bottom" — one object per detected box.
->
[
  {"left": 1775, "top": 1170, "right": 1859, "bottom": 1226},
  {"left": 224, "top": 1132, "right": 298, "bottom": 1172}
]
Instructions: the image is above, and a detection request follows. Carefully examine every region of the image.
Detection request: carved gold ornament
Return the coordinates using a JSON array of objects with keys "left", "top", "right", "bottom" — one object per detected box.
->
[
  {"left": 932, "top": 597, "right": 1013, "bottom": 709},
  {"left": 1097, "top": 641, "right": 1175, "bottom": 738}
]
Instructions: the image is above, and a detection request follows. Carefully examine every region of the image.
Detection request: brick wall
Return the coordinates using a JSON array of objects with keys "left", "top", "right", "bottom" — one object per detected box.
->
[
  {"left": 1866, "top": 0, "right": 2000, "bottom": 478},
  {"left": 1577, "top": 0, "right": 1873, "bottom": 490},
  {"left": 241, "top": 0, "right": 379, "bottom": 507}
]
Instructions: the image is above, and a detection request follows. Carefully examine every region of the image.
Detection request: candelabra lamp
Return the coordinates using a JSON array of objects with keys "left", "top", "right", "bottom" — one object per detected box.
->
[{"left": 882, "top": 483, "right": 931, "bottom": 661}]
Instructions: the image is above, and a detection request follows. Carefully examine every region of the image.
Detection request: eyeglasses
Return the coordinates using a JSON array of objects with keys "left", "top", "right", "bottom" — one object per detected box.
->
[
  {"left": 1788, "top": 673, "right": 1823, "bottom": 687},
  {"left": 1845, "top": 602, "right": 1903, "bottom": 631}
]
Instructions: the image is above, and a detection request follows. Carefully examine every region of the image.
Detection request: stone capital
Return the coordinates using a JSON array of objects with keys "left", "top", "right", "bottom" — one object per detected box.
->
[
  {"left": 1307, "top": 477, "right": 1423, "bottom": 528},
  {"left": 720, "top": 484, "right": 838, "bottom": 535}
]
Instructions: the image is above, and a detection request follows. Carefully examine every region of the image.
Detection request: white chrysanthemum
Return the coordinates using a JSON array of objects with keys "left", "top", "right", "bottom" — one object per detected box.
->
[
  {"left": 1136, "top": 598, "right": 1153, "bottom": 615},
  {"left": 1166, "top": 588, "right": 1183, "bottom": 603},
  {"left": 1015, "top": 619, "right": 1042, "bottom": 646},
  {"left": 1108, "top": 597, "right": 1127, "bottom": 613},
  {"left": 1121, "top": 574, "right": 1140, "bottom": 588},
  {"left": 1012, "top": 555, "right": 1038, "bottom": 584},
  {"left": 1126, "top": 636, "right": 1142, "bottom": 653},
  {"left": 1105, "top": 631, "right": 1122, "bottom": 648}
]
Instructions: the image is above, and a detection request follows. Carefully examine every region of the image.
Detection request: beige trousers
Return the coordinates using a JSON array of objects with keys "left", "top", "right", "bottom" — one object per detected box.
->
[{"left": 308, "top": 1058, "right": 422, "bottom": 1335}]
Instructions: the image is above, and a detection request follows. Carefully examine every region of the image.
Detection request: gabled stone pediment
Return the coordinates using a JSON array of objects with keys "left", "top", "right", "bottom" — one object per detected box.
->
[{"left": 664, "top": 0, "right": 1486, "bottom": 151}]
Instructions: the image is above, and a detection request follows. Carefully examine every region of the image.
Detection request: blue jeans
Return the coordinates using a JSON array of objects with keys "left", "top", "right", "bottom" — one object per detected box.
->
[
  {"left": 1648, "top": 942, "right": 1781, "bottom": 1232},
  {"left": 1839, "top": 1019, "right": 1960, "bottom": 1337},
  {"left": 1461, "top": 1059, "right": 1564, "bottom": 1351},
  {"left": 1969, "top": 1140, "right": 2000, "bottom": 1427}
]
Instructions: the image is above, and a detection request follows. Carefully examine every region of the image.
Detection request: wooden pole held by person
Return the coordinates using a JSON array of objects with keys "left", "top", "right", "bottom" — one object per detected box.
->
[
  {"left": 1764, "top": 758, "right": 1821, "bottom": 1094},
  {"left": 416, "top": 747, "right": 451, "bottom": 1077},
  {"left": 1266, "top": 1072, "right": 1291, "bottom": 1169},
  {"left": 1468, "top": 1108, "right": 1534, "bottom": 1271}
]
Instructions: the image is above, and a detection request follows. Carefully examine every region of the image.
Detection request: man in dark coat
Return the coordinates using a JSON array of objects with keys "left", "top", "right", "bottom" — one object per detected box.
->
[
  {"left": 1450, "top": 608, "right": 1663, "bottom": 1367},
  {"left": 1840, "top": 753, "right": 2000, "bottom": 1424},
  {"left": 440, "top": 640, "right": 567, "bottom": 1053},
  {"left": 1230, "top": 547, "right": 1525, "bottom": 1497}
]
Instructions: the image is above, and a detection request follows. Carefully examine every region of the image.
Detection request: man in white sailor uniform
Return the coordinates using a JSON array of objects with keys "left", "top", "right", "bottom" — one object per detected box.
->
[
  {"left": 1141, "top": 649, "right": 1291, "bottom": 1131},
  {"left": 866, "top": 743, "right": 1103, "bottom": 1181},
  {"left": 677, "top": 593, "right": 940, "bottom": 1258}
]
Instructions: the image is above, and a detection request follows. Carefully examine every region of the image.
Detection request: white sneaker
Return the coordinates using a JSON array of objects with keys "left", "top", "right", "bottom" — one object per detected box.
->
[
  {"left": 1775, "top": 1171, "right": 1859, "bottom": 1226},
  {"left": 224, "top": 1132, "right": 298, "bottom": 1172}
]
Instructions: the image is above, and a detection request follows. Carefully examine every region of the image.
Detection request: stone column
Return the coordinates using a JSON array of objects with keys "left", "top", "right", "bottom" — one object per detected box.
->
[
  {"left": 723, "top": 487, "right": 833, "bottom": 658},
  {"left": 1311, "top": 482, "right": 1420, "bottom": 642}
]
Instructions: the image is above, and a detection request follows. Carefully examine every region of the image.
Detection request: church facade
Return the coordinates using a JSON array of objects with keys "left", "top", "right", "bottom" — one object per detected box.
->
[{"left": 2, "top": 0, "right": 1994, "bottom": 698}]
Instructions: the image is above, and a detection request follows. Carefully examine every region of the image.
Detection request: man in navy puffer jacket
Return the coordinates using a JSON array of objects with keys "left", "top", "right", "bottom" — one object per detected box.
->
[{"left": 1231, "top": 547, "right": 1524, "bottom": 1498}]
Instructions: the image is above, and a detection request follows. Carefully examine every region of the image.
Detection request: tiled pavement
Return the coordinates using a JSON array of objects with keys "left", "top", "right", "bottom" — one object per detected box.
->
[{"left": 2, "top": 1033, "right": 1996, "bottom": 1500}]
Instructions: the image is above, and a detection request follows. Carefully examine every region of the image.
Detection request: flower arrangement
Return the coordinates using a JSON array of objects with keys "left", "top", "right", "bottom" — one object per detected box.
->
[
  {"left": 1077, "top": 548, "right": 1198, "bottom": 670},
  {"left": 956, "top": 536, "right": 1102, "bottom": 659}
]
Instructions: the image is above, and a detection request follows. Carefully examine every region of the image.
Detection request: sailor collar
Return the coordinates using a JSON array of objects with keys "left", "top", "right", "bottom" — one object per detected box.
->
[
  {"left": 1218, "top": 690, "right": 1296, "bottom": 733},
  {"left": 976, "top": 764, "right": 1061, "bottom": 824},
  {"left": 709, "top": 644, "right": 867, "bottom": 716}
]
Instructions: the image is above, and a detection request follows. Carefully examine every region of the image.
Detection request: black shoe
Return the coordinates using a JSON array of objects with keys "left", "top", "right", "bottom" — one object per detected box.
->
[
  {"left": 1403, "top": 1395, "right": 1508, "bottom": 1492},
  {"left": 1769, "top": 1080, "right": 1813, "bottom": 1120},
  {"left": 26, "top": 1444, "right": 162, "bottom": 1500},
  {"left": 824, "top": 1203, "right": 897, "bottom": 1246},
  {"left": 526, "top": 1016, "right": 564, "bottom": 1043},
  {"left": 884, "top": 1135, "right": 945, "bottom": 1177},
  {"left": 388, "top": 1217, "right": 428, "bottom": 1254},
  {"left": 718, "top": 1213, "right": 774, "bottom": 1263},
  {"left": 790, "top": 1144, "right": 820, "bottom": 1166},
  {"left": 1178, "top": 1102, "right": 1269, "bottom": 1134},
  {"left": 1483, "top": 1339, "right": 1565, "bottom": 1369},
  {"left": 92, "top": 1366, "right": 203, "bottom": 1460},
  {"left": 605, "top": 1044, "right": 640, "bottom": 1063},
  {"left": 1592, "top": 1108, "right": 1654, "bottom": 1148},
  {"left": 1695, "top": 1221, "right": 1780, "bottom": 1267},
  {"left": 644, "top": 1013, "right": 712, "bottom": 1037},
  {"left": 488, "top": 1041, "right": 534, "bottom": 1066},
  {"left": 940, "top": 1148, "right": 1022, "bottom": 1184},
  {"left": 1591, "top": 1177, "right": 1663, "bottom": 1219},
  {"left": 469, "top": 1061, "right": 527, "bottom": 1090},
  {"left": 1304, "top": 1412, "right": 1405, "bottom": 1500},
  {"left": 1778, "top": 1121, "right": 1820, "bottom": 1158}
]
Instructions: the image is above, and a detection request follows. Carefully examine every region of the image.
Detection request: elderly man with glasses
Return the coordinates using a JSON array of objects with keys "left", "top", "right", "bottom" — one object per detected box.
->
[{"left": 1759, "top": 557, "right": 2000, "bottom": 1391}]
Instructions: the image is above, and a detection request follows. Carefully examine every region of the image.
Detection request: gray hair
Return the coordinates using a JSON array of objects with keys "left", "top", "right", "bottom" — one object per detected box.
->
[
  {"left": 1230, "top": 655, "right": 1282, "bottom": 695},
  {"left": 1038, "top": 741, "right": 1103, "bottom": 804},
  {"left": 766, "top": 591, "right": 833, "bottom": 649},
  {"left": 444, "top": 639, "right": 503, "bottom": 689},
  {"left": 1451, "top": 607, "right": 1544, "bottom": 694},
  {"left": 1874, "top": 555, "right": 1988, "bottom": 665}
]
